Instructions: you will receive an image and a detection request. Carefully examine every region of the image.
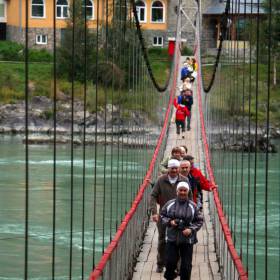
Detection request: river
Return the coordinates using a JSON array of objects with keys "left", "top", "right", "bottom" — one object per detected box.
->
[
  {"left": 211, "top": 139, "right": 280, "bottom": 279},
  {"left": 0, "top": 135, "right": 153, "bottom": 279},
  {"left": 0, "top": 136, "right": 279, "bottom": 279}
]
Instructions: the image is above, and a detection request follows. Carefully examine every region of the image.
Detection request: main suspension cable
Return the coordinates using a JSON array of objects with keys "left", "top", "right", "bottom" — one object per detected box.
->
[{"left": 130, "top": 0, "right": 171, "bottom": 92}]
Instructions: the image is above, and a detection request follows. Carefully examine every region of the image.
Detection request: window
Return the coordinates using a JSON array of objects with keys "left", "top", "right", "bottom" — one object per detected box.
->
[
  {"left": 0, "top": 5, "right": 4, "bottom": 18},
  {"left": 0, "top": 0, "right": 5, "bottom": 19},
  {"left": 236, "top": 18, "right": 246, "bottom": 40},
  {"left": 82, "top": 0, "right": 94, "bottom": 19},
  {"left": 57, "top": 0, "right": 69, "bottom": 19},
  {"left": 135, "top": 1, "right": 146, "bottom": 22},
  {"left": 151, "top": 1, "right": 164, "bottom": 23},
  {"left": 36, "top": 34, "right": 47, "bottom": 45},
  {"left": 32, "top": 0, "right": 45, "bottom": 18},
  {"left": 153, "top": 36, "right": 163, "bottom": 47}
]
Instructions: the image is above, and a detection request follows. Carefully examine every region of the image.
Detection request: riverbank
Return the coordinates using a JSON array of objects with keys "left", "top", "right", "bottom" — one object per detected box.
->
[
  {"left": 209, "top": 125, "right": 280, "bottom": 153},
  {"left": 0, "top": 96, "right": 160, "bottom": 147},
  {"left": 1, "top": 96, "right": 279, "bottom": 151}
]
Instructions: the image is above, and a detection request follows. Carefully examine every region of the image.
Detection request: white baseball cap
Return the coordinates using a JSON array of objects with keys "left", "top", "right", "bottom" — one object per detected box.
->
[
  {"left": 176, "top": 181, "right": 190, "bottom": 191},
  {"left": 167, "top": 159, "right": 180, "bottom": 168}
]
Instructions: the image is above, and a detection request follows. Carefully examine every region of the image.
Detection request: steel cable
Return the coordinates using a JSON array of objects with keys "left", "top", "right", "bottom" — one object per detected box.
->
[
  {"left": 69, "top": 0, "right": 76, "bottom": 277},
  {"left": 52, "top": 0, "right": 57, "bottom": 278},
  {"left": 92, "top": 0, "right": 100, "bottom": 268},
  {"left": 81, "top": 1, "right": 88, "bottom": 278},
  {"left": 253, "top": 1, "right": 261, "bottom": 277},
  {"left": 202, "top": 0, "right": 231, "bottom": 93},
  {"left": 24, "top": 1, "right": 30, "bottom": 279},
  {"left": 264, "top": 0, "right": 272, "bottom": 278},
  {"left": 246, "top": 0, "right": 254, "bottom": 270},
  {"left": 130, "top": 0, "right": 171, "bottom": 92},
  {"left": 101, "top": 0, "right": 109, "bottom": 255}
]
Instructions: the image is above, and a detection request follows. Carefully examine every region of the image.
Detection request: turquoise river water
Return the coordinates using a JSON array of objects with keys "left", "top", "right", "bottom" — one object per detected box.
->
[
  {"left": 0, "top": 135, "right": 152, "bottom": 279},
  {"left": 0, "top": 136, "right": 279, "bottom": 279}
]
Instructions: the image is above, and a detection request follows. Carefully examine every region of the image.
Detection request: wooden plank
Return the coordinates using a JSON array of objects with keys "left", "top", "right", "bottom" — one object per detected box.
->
[{"left": 132, "top": 56, "right": 221, "bottom": 280}]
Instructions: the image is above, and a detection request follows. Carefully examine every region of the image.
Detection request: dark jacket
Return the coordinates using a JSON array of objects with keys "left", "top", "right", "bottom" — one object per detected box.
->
[
  {"left": 160, "top": 198, "right": 203, "bottom": 244},
  {"left": 150, "top": 174, "right": 189, "bottom": 215},
  {"left": 178, "top": 95, "right": 193, "bottom": 111},
  {"left": 187, "top": 174, "right": 202, "bottom": 209}
]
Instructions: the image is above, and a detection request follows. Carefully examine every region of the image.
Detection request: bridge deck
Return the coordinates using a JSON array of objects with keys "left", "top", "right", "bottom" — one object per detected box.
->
[{"left": 132, "top": 57, "right": 221, "bottom": 280}]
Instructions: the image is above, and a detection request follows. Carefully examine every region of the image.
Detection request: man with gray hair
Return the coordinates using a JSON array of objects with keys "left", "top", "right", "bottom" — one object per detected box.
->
[
  {"left": 180, "top": 160, "right": 202, "bottom": 210},
  {"left": 150, "top": 159, "right": 189, "bottom": 273}
]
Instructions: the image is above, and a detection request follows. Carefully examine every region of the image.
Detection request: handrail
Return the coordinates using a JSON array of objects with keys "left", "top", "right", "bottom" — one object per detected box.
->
[
  {"left": 89, "top": 35, "right": 181, "bottom": 280},
  {"left": 195, "top": 46, "right": 248, "bottom": 279}
]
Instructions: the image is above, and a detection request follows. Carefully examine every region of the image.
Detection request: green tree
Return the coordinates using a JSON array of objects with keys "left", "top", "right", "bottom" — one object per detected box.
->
[
  {"left": 262, "top": 0, "right": 280, "bottom": 85},
  {"left": 247, "top": 0, "right": 280, "bottom": 85},
  {"left": 57, "top": 0, "right": 97, "bottom": 82}
]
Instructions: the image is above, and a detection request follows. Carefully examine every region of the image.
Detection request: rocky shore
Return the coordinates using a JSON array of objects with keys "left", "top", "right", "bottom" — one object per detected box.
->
[
  {"left": 0, "top": 96, "right": 279, "bottom": 152},
  {"left": 0, "top": 96, "right": 160, "bottom": 147},
  {"left": 209, "top": 127, "right": 279, "bottom": 153}
]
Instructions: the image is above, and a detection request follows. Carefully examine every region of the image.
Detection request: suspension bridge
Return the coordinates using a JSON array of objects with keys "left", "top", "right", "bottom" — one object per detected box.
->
[{"left": 0, "top": 0, "right": 279, "bottom": 280}]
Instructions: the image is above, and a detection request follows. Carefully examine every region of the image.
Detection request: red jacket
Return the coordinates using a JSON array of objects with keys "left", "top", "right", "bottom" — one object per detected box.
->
[
  {"left": 173, "top": 98, "right": 190, "bottom": 121},
  {"left": 190, "top": 167, "right": 213, "bottom": 191}
]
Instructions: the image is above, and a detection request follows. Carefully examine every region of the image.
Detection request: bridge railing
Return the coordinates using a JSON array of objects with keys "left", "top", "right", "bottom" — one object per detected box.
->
[
  {"left": 89, "top": 3, "right": 182, "bottom": 275},
  {"left": 195, "top": 10, "right": 248, "bottom": 279},
  {"left": 90, "top": 43, "right": 180, "bottom": 279},
  {"left": 196, "top": 54, "right": 248, "bottom": 280}
]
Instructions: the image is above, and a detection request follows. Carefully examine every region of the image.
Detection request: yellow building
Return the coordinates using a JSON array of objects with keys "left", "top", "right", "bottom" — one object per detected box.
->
[{"left": 0, "top": 0, "right": 178, "bottom": 49}]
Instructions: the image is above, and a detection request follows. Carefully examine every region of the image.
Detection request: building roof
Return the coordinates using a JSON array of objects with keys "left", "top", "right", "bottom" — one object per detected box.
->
[{"left": 203, "top": 0, "right": 265, "bottom": 15}]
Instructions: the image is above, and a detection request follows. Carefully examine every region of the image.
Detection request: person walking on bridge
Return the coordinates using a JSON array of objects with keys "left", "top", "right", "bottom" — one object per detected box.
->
[
  {"left": 150, "top": 159, "right": 189, "bottom": 273},
  {"left": 159, "top": 146, "right": 184, "bottom": 174},
  {"left": 173, "top": 98, "right": 190, "bottom": 138},
  {"left": 183, "top": 155, "right": 217, "bottom": 205},
  {"left": 177, "top": 90, "right": 193, "bottom": 131},
  {"left": 179, "top": 160, "right": 202, "bottom": 210},
  {"left": 160, "top": 182, "right": 203, "bottom": 280}
]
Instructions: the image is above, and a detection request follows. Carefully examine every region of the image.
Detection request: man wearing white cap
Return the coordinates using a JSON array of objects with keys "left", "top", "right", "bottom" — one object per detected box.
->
[
  {"left": 160, "top": 182, "right": 203, "bottom": 280},
  {"left": 150, "top": 159, "right": 189, "bottom": 273}
]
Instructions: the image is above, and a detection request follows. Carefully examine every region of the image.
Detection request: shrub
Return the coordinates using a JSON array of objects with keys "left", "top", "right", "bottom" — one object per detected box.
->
[
  {"left": 28, "top": 49, "right": 53, "bottom": 62},
  {"left": 181, "top": 46, "right": 193, "bottom": 56},
  {"left": 0, "top": 41, "right": 53, "bottom": 62},
  {"left": 148, "top": 47, "right": 168, "bottom": 56},
  {"left": 0, "top": 41, "right": 24, "bottom": 61},
  {"left": 0, "top": 87, "right": 24, "bottom": 103}
]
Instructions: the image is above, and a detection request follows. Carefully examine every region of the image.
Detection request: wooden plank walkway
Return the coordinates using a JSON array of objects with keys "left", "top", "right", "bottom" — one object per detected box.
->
[{"left": 132, "top": 57, "right": 221, "bottom": 280}]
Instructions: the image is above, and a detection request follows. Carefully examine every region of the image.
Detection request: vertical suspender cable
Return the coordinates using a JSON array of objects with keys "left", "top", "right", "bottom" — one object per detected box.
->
[
  {"left": 253, "top": 1, "right": 261, "bottom": 277},
  {"left": 102, "top": 0, "right": 109, "bottom": 255},
  {"left": 121, "top": 0, "right": 126, "bottom": 217},
  {"left": 109, "top": 0, "right": 116, "bottom": 242},
  {"left": 125, "top": 4, "right": 132, "bottom": 214},
  {"left": 246, "top": 0, "right": 253, "bottom": 270},
  {"left": 92, "top": 0, "right": 100, "bottom": 268},
  {"left": 24, "top": 1, "right": 29, "bottom": 279},
  {"left": 130, "top": 26, "right": 136, "bottom": 204},
  {"left": 264, "top": 0, "right": 272, "bottom": 278},
  {"left": 115, "top": 0, "right": 121, "bottom": 229},
  {"left": 52, "top": 0, "right": 57, "bottom": 278},
  {"left": 233, "top": 0, "right": 241, "bottom": 251},
  {"left": 81, "top": 1, "right": 88, "bottom": 278},
  {"left": 240, "top": 0, "right": 247, "bottom": 261},
  {"left": 69, "top": 0, "right": 76, "bottom": 277}
]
